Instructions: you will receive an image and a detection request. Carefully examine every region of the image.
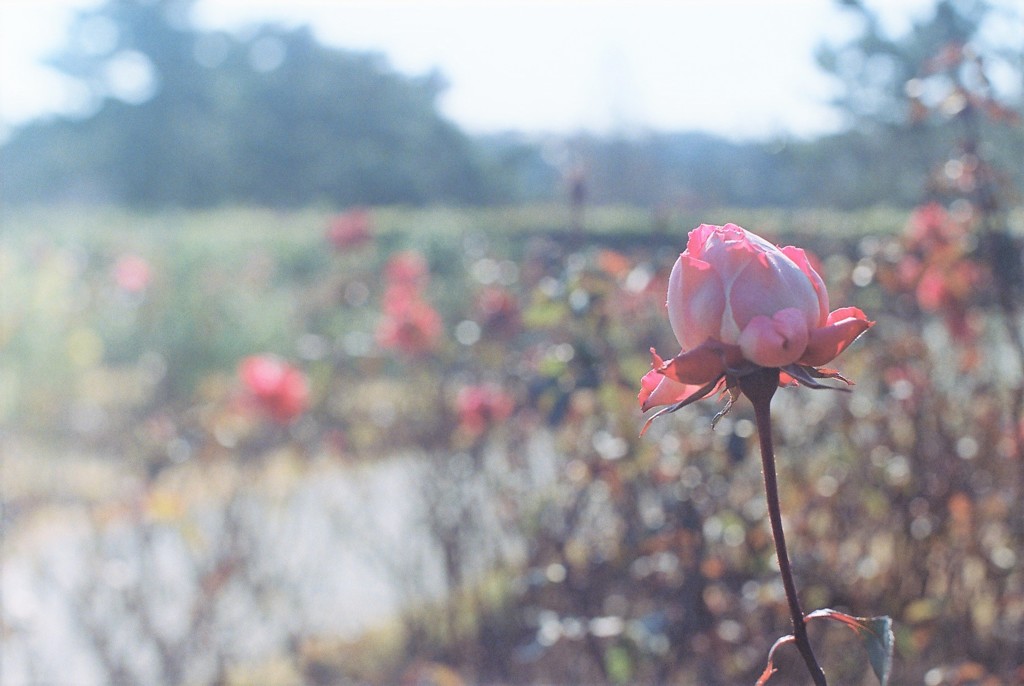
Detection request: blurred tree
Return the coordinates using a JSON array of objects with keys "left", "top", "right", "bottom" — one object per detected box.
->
[
  {"left": 813, "top": 0, "right": 1024, "bottom": 200},
  {"left": 5, "top": 0, "right": 1020, "bottom": 211},
  {"left": 818, "top": 0, "right": 987, "bottom": 127},
  {"left": 0, "top": 0, "right": 505, "bottom": 207}
]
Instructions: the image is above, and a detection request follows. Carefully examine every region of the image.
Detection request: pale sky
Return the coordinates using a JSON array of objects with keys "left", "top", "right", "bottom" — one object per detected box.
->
[{"left": 0, "top": 0, "right": 974, "bottom": 141}]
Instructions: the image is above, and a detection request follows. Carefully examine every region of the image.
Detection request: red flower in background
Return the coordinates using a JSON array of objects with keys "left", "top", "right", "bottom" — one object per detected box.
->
[
  {"left": 906, "top": 202, "right": 968, "bottom": 253},
  {"left": 113, "top": 254, "right": 152, "bottom": 293},
  {"left": 376, "top": 296, "right": 443, "bottom": 355},
  {"left": 326, "top": 208, "right": 373, "bottom": 251},
  {"left": 640, "top": 224, "right": 872, "bottom": 430},
  {"left": 238, "top": 355, "right": 309, "bottom": 424},
  {"left": 887, "top": 202, "right": 989, "bottom": 348},
  {"left": 455, "top": 383, "right": 514, "bottom": 436},
  {"left": 376, "top": 249, "right": 443, "bottom": 355},
  {"left": 385, "top": 251, "right": 430, "bottom": 290},
  {"left": 915, "top": 260, "right": 986, "bottom": 342}
]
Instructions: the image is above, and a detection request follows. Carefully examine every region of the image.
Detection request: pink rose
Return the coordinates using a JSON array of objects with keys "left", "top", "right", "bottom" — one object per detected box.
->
[
  {"left": 376, "top": 293, "right": 443, "bottom": 355},
  {"left": 640, "top": 224, "right": 872, "bottom": 423},
  {"left": 455, "top": 383, "right": 514, "bottom": 436},
  {"left": 326, "top": 208, "right": 373, "bottom": 251},
  {"left": 384, "top": 251, "right": 430, "bottom": 289},
  {"left": 238, "top": 355, "right": 310, "bottom": 424}
]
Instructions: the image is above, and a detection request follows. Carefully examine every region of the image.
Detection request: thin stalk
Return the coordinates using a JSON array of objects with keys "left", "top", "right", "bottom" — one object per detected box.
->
[{"left": 740, "top": 368, "right": 828, "bottom": 686}]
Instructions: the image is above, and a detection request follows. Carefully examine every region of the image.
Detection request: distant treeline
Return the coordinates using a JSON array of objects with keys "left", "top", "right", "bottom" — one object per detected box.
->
[{"left": 2, "top": 0, "right": 1021, "bottom": 210}]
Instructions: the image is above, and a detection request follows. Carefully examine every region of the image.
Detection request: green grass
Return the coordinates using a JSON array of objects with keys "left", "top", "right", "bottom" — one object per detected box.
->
[{"left": 2, "top": 203, "right": 912, "bottom": 246}]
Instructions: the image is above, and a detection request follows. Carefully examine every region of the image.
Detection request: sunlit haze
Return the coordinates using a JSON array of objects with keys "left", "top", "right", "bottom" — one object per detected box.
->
[{"left": 0, "top": 0, "right": 949, "bottom": 140}]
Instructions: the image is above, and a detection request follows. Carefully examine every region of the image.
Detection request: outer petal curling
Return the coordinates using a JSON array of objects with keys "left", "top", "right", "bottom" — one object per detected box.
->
[
  {"left": 639, "top": 376, "right": 726, "bottom": 436},
  {"left": 639, "top": 369, "right": 705, "bottom": 412},
  {"left": 800, "top": 307, "right": 874, "bottom": 367}
]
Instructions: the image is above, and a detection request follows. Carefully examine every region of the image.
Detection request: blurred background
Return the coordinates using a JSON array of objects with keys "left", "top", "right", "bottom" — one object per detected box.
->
[{"left": 1, "top": 0, "right": 1023, "bottom": 684}]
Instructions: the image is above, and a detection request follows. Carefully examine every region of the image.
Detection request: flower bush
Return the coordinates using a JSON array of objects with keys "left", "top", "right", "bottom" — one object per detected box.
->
[{"left": 238, "top": 354, "right": 309, "bottom": 423}]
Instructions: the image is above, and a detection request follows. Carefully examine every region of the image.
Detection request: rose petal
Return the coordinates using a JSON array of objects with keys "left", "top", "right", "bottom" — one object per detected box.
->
[
  {"left": 726, "top": 247, "right": 821, "bottom": 341},
  {"left": 640, "top": 376, "right": 727, "bottom": 436},
  {"left": 737, "top": 308, "right": 810, "bottom": 367},
  {"left": 639, "top": 369, "right": 707, "bottom": 412},
  {"left": 686, "top": 223, "right": 727, "bottom": 257},
  {"left": 653, "top": 341, "right": 728, "bottom": 386},
  {"left": 668, "top": 253, "right": 725, "bottom": 351},
  {"left": 800, "top": 307, "right": 874, "bottom": 366},
  {"left": 240, "top": 355, "right": 286, "bottom": 396},
  {"left": 781, "top": 245, "right": 829, "bottom": 326}
]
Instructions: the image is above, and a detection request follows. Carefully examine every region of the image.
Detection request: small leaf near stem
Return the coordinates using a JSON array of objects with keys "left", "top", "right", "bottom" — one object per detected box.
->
[
  {"left": 755, "top": 634, "right": 796, "bottom": 686},
  {"left": 739, "top": 367, "right": 828, "bottom": 686},
  {"left": 804, "top": 610, "right": 894, "bottom": 686}
]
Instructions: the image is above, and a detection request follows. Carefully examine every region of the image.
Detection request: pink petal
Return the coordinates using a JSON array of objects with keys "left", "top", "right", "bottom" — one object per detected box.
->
[
  {"left": 700, "top": 226, "right": 760, "bottom": 281},
  {"left": 653, "top": 341, "right": 728, "bottom": 386},
  {"left": 240, "top": 355, "right": 286, "bottom": 396},
  {"left": 736, "top": 308, "right": 810, "bottom": 367},
  {"left": 668, "top": 253, "right": 724, "bottom": 351},
  {"left": 800, "top": 307, "right": 874, "bottom": 367},
  {"left": 780, "top": 245, "right": 829, "bottom": 326},
  {"left": 685, "top": 223, "right": 724, "bottom": 257},
  {"left": 726, "top": 247, "right": 820, "bottom": 341},
  {"left": 639, "top": 369, "right": 705, "bottom": 412}
]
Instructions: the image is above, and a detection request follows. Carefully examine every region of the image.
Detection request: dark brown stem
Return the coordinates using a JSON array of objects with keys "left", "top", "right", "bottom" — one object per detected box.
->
[{"left": 740, "top": 368, "right": 828, "bottom": 686}]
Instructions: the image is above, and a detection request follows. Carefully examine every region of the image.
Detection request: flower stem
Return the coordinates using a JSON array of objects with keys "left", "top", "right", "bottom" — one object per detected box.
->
[{"left": 740, "top": 368, "right": 828, "bottom": 686}]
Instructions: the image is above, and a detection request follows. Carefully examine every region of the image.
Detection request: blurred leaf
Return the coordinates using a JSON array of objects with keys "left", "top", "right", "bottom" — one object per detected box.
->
[
  {"left": 522, "top": 299, "right": 568, "bottom": 329},
  {"left": 604, "top": 644, "right": 633, "bottom": 685},
  {"left": 805, "top": 608, "right": 894, "bottom": 686},
  {"left": 903, "top": 598, "right": 942, "bottom": 624}
]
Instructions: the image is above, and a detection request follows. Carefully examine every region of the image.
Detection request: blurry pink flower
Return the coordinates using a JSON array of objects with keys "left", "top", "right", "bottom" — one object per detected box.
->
[
  {"left": 915, "top": 260, "right": 983, "bottom": 313},
  {"left": 113, "top": 254, "right": 151, "bottom": 293},
  {"left": 376, "top": 296, "right": 443, "bottom": 355},
  {"left": 326, "top": 208, "right": 373, "bottom": 251},
  {"left": 238, "top": 355, "right": 309, "bottom": 424},
  {"left": 640, "top": 224, "right": 872, "bottom": 427},
  {"left": 905, "top": 202, "right": 971, "bottom": 253},
  {"left": 384, "top": 251, "right": 430, "bottom": 289},
  {"left": 907, "top": 202, "right": 949, "bottom": 247},
  {"left": 915, "top": 261, "right": 984, "bottom": 343},
  {"left": 455, "top": 383, "right": 514, "bottom": 436},
  {"left": 376, "top": 251, "right": 442, "bottom": 356}
]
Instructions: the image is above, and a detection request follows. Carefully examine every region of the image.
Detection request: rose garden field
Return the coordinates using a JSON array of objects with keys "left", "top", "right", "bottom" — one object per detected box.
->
[{"left": 3, "top": 203, "right": 1023, "bottom": 684}]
